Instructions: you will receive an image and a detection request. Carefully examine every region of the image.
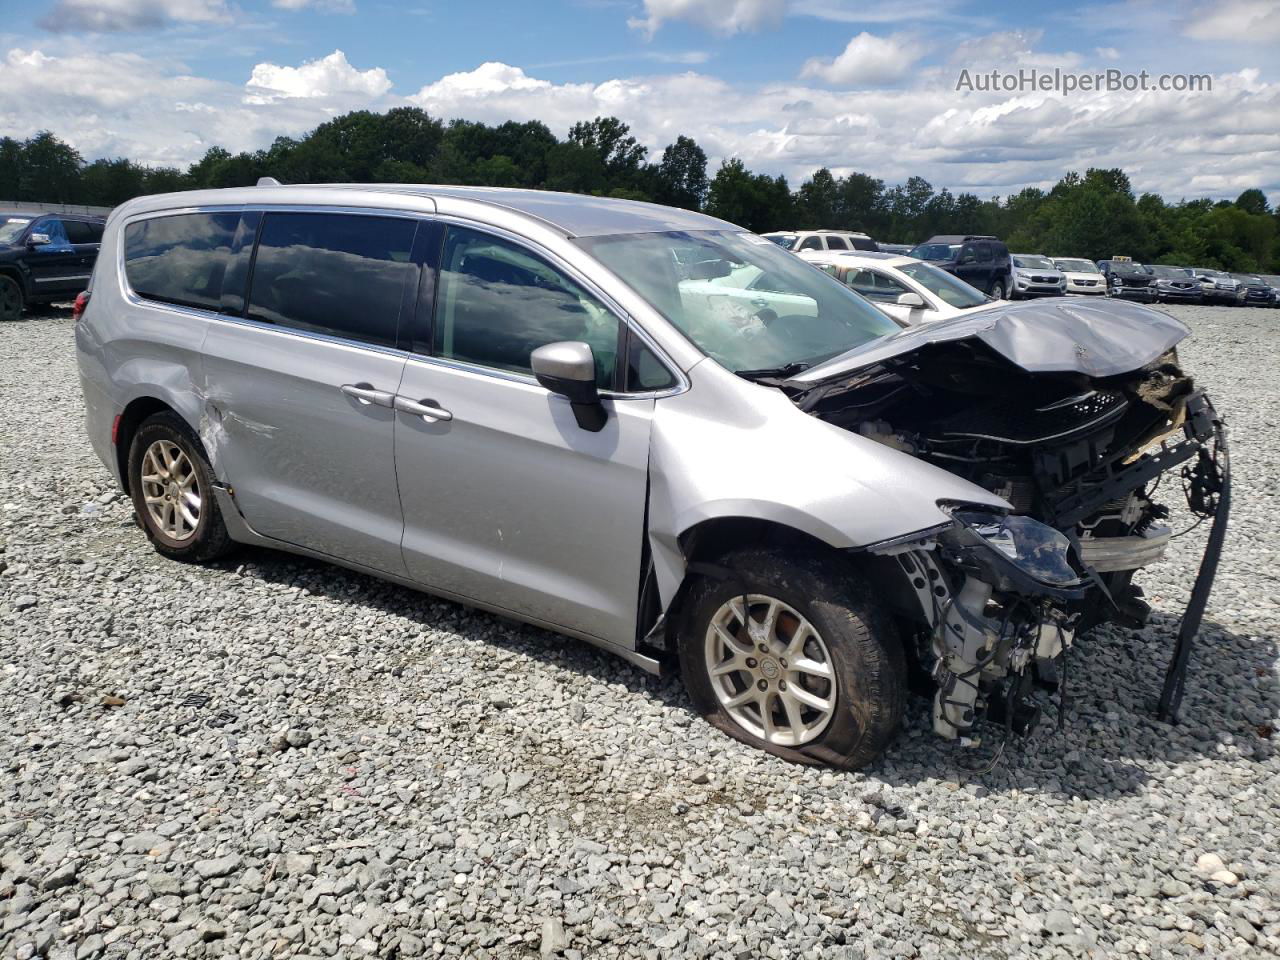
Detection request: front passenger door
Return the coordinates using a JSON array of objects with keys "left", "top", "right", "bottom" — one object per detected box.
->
[{"left": 395, "top": 225, "right": 659, "bottom": 647}]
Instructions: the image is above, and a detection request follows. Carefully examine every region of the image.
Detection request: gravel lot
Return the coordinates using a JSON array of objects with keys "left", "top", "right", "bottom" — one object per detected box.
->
[{"left": 2, "top": 303, "right": 1278, "bottom": 960}]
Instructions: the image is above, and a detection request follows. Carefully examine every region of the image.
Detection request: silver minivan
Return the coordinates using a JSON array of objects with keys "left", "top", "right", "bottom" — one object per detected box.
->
[{"left": 76, "top": 185, "right": 1228, "bottom": 769}]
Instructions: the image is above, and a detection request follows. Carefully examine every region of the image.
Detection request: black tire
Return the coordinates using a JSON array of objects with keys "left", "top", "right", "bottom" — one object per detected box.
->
[
  {"left": 990, "top": 279, "right": 1007, "bottom": 300},
  {"left": 0, "top": 275, "right": 23, "bottom": 321},
  {"left": 127, "top": 411, "right": 235, "bottom": 563},
  {"left": 678, "top": 547, "right": 906, "bottom": 770}
]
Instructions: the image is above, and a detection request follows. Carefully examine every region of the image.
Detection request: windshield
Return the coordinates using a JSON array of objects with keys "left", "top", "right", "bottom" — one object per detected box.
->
[
  {"left": 764, "top": 234, "right": 797, "bottom": 250},
  {"left": 1150, "top": 265, "right": 1184, "bottom": 278},
  {"left": 1113, "top": 262, "right": 1147, "bottom": 275},
  {"left": 0, "top": 216, "right": 32, "bottom": 245},
  {"left": 578, "top": 230, "right": 900, "bottom": 375},
  {"left": 1013, "top": 255, "right": 1055, "bottom": 270},
  {"left": 910, "top": 242, "right": 960, "bottom": 261},
  {"left": 898, "top": 261, "right": 988, "bottom": 308},
  {"left": 1053, "top": 258, "right": 1098, "bottom": 274}
]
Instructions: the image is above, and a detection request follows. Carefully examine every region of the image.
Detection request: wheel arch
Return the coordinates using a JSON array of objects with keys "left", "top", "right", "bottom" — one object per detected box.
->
[{"left": 114, "top": 395, "right": 210, "bottom": 496}]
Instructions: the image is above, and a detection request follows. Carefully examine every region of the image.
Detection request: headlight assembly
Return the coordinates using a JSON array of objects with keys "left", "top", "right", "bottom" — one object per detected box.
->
[{"left": 939, "top": 505, "right": 1090, "bottom": 599}]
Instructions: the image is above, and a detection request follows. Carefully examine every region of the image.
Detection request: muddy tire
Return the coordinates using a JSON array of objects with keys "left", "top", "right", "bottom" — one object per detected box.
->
[
  {"left": 0, "top": 275, "right": 23, "bottom": 321},
  {"left": 678, "top": 547, "right": 906, "bottom": 770},
  {"left": 127, "top": 411, "right": 235, "bottom": 563}
]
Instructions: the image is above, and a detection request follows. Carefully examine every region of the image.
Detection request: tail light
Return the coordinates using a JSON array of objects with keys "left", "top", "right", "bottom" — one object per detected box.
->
[{"left": 73, "top": 290, "right": 90, "bottom": 322}]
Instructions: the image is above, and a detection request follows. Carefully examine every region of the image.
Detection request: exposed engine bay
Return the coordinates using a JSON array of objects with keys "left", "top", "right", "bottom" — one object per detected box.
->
[{"left": 781, "top": 334, "right": 1229, "bottom": 748}]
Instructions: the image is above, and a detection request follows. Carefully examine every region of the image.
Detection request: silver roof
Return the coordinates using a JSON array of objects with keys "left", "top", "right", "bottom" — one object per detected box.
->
[{"left": 299, "top": 183, "right": 739, "bottom": 238}]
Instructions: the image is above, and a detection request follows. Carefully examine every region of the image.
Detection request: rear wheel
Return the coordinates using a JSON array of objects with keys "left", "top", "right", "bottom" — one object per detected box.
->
[
  {"left": 0, "top": 275, "right": 23, "bottom": 321},
  {"left": 128, "top": 412, "right": 235, "bottom": 563},
  {"left": 679, "top": 548, "right": 906, "bottom": 769}
]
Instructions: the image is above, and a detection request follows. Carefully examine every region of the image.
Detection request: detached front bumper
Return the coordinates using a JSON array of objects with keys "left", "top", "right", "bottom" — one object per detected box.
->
[{"left": 881, "top": 391, "right": 1229, "bottom": 741}]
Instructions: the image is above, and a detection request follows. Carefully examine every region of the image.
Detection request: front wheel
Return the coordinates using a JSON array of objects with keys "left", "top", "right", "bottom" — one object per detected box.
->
[
  {"left": 990, "top": 279, "right": 1007, "bottom": 300},
  {"left": 128, "top": 411, "right": 235, "bottom": 563},
  {"left": 678, "top": 548, "right": 906, "bottom": 769}
]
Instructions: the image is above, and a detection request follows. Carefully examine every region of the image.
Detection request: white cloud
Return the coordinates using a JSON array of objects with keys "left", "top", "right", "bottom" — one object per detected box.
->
[
  {"left": 38, "top": 0, "right": 230, "bottom": 32},
  {"left": 245, "top": 50, "right": 392, "bottom": 104},
  {"left": 271, "top": 0, "right": 357, "bottom": 12},
  {"left": 800, "top": 32, "right": 923, "bottom": 87},
  {"left": 2, "top": 45, "right": 1276, "bottom": 207},
  {"left": 628, "top": 0, "right": 785, "bottom": 38},
  {"left": 1183, "top": 0, "right": 1280, "bottom": 43}
]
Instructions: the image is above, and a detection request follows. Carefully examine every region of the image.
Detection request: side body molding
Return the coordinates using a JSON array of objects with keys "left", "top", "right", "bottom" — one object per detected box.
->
[{"left": 644, "top": 358, "right": 1010, "bottom": 606}]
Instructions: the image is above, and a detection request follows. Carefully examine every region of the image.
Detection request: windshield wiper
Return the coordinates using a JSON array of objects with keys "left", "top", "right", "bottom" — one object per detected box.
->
[{"left": 734, "top": 361, "right": 812, "bottom": 382}]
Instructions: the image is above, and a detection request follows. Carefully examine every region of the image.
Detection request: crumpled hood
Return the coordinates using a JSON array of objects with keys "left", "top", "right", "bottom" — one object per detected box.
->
[{"left": 789, "top": 296, "right": 1189, "bottom": 383}]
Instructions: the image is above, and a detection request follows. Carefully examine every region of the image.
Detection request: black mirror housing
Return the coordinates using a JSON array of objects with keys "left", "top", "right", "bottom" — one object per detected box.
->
[{"left": 531, "top": 341, "right": 606, "bottom": 432}]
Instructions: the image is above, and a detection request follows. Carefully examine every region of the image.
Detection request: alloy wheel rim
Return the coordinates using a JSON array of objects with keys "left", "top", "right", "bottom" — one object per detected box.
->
[
  {"left": 0, "top": 278, "right": 20, "bottom": 321},
  {"left": 140, "top": 440, "right": 201, "bottom": 542},
  {"left": 704, "top": 594, "right": 837, "bottom": 747}
]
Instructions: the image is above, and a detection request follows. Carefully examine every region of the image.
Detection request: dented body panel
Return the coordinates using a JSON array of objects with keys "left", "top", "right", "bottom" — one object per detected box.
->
[{"left": 645, "top": 357, "right": 1009, "bottom": 605}]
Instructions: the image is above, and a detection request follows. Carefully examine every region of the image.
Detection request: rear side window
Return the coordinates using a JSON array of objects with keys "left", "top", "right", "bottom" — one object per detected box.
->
[
  {"left": 825, "top": 236, "right": 848, "bottom": 250},
  {"left": 124, "top": 213, "right": 240, "bottom": 311},
  {"left": 247, "top": 212, "right": 417, "bottom": 348},
  {"left": 977, "top": 243, "right": 993, "bottom": 263},
  {"left": 64, "top": 220, "right": 103, "bottom": 244}
]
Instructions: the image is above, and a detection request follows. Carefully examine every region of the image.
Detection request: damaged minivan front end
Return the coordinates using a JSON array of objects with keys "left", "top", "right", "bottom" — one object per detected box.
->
[{"left": 782, "top": 297, "right": 1229, "bottom": 745}]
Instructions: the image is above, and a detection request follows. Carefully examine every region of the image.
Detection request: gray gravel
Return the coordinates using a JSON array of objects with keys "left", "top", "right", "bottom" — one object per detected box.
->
[{"left": 2, "top": 304, "right": 1278, "bottom": 959}]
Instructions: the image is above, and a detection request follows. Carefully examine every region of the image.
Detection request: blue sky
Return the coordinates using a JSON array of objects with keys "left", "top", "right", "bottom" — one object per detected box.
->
[{"left": 2, "top": 0, "right": 1277, "bottom": 202}]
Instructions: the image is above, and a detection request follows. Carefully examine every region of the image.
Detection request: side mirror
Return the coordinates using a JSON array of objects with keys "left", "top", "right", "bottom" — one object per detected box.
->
[
  {"left": 27, "top": 233, "right": 51, "bottom": 247},
  {"left": 687, "top": 259, "right": 732, "bottom": 281},
  {"left": 531, "top": 341, "right": 606, "bottom": 432},
  {"left": 896, "top": 291, "right": 925, "bottom": 307}
]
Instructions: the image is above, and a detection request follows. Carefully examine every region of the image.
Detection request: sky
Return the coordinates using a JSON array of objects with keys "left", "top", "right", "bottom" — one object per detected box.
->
[{"left": 1, "top": 0, "right": 1278, "bottom": 203}]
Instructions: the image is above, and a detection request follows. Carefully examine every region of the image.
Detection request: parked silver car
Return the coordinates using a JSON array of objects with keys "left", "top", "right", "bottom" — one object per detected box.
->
[{"left": 76, "top": 185, "right": 1229, "bottom": 769}]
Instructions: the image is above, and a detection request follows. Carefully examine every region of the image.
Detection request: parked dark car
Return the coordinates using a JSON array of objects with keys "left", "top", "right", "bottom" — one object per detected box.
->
[
  {"left": 908, "top": 235, "right": 1013, "bottom": 299},
  {"left": 0, "top": 212, "right": 105, "bottom": 320},
  {"left": 1187, "top": 268, "right": 1245, "bottom": 305},
  {"left": 1231, "top": 273, "right": 1277, "bottom": 307},
  {"left": 877, "top": 242, "right": 914, "bottom": 256},
  {"left": 1097, "top": 259, "right": 1157, "bottom": 303},
  {"left": 1149, "top": 265, "right": 1203, "bottom": 302},
  {"left": 1259, "top": 275, "right": 1280, "bottom": 307}
]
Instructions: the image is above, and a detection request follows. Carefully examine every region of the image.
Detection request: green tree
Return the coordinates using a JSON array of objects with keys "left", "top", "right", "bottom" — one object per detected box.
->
[
  {"left": 1235, "top": 188, "right": 1270, "bottom": 216},
  {"left": 651, "top": 135, "right": 708, "bottom": 210},
  {"left": 794, "top": 168, "right": 839, "bottom": 227},
  {"left": 19, "top": 131, "right": 82, "bottom": 202},
  {"left": 567, "top": 116, "right": 647, "bottom": 183},
  {"left": 704, "top": 158, "right": 791, "bottom": 232}
]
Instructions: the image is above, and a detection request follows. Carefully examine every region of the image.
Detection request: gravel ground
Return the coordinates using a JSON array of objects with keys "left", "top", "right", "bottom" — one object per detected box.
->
[{"left": 1, "top": 303, "right": 1277, "bottom": 960}]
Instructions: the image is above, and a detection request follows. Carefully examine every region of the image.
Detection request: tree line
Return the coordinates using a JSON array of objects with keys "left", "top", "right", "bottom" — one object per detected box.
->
[{"left": 2, "top": 108, "right": 1275, "bottom": 272}]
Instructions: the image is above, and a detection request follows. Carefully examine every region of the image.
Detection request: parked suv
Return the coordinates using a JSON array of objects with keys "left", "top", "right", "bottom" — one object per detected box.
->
[
  {"left": 1231, "top": 273, "right": 1277, "bottom": 307},
  {"left": 1148, "top": 265, "right": 1203, "bottom": 303},
  {"left": 762, "top": 230, "right": 878, "bottom": 252},
  {"left": 76, "top": 185, "right": 1227, "bottom": 768},
  {"left": 908, "top": 235, "right": 1013, "bottom": 299},
  {"left": 0, "top": 211, "right": 105, "bottom": 320},
  {"left": 1097, "top": 259, "right": 1157, "bottom": 302},
  {"left": 1009, "top": 254, "right": 1067, "bottom": 299},
  {"left": 1188, "top": 268, "right": 1244, "bottom": 305}
]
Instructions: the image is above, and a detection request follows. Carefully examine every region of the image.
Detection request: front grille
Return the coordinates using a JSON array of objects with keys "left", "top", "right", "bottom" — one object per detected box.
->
[
  {"left": 1030, "top": 275, "right": 1057, "bottom": 283},
  {"left": 934, "top": 389, "right": 1129, "bottom": 446}
]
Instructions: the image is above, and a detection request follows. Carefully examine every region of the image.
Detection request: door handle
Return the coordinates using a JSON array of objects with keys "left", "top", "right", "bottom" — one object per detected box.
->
[
  {"left": 340, "top": 383, "right": 395, "bottom": 407},
  {"left": 394, "top": 396, "right": 453, "bottom": 423}
]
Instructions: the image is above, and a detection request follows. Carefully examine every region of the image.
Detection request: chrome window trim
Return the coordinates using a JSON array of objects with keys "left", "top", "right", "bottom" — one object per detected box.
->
[
  {"left": 426, "top": 213, "right": 689, "bottom": 400},
  {"left": 113, "top": 202, "right": 688, "bottom": 398},
  {"left": 116, "top": 204, "right": 424, "bottom": 361}
]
